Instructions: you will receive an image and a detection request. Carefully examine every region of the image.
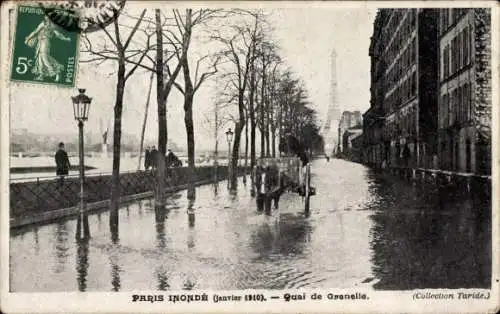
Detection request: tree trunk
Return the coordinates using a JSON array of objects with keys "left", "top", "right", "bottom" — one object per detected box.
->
[
  {"left": 248, "top": 61, "right": 257, "bottom": 195},
  {"left": 180, "top": 10, "right": 196, "bottom": 200},
  {"left": 214, "top": 102, "right": 219, "bottom": 182},
  {"left": 138, "top": 72, "right": 154, "bottom": 171},
  {"left": 260, "top": 72, "right": 266, "bottom": 158},
  {"left": 109, "top": 60, "right": 126, "bottom": 232},
  {"left": 272, "top": 128, "right": 276, "bottom": 157},
  {"left": 155, "top": 9, "right": 166, "bottom": 208},
  {"left": 231, "top": 94, "right": 245, "bottom": 188},
  {"left": 184, "top": 90, "right": 196, "bottom": 200},
  {"left": 265, "top": 101, "right": 270, "bottom": 157},
  {"left": 243, "top": 109, "right": 248, "bottom": 183},
  {"left": 254, "top": 78, "right": 260, "bottom": 163}
]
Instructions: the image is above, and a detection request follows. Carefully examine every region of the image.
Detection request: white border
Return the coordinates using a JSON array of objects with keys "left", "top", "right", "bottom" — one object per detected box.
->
[{"left": 1, "top": 1, "right": 499, "bottom": 313}]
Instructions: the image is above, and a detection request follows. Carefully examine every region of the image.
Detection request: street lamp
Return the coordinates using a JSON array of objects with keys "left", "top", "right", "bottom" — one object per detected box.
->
[
  {"left": 225, "top": 127, "right": 234, "bottom": 189},
  {"left": 72, "top": 88, "right": 92, "bottom": 240}
]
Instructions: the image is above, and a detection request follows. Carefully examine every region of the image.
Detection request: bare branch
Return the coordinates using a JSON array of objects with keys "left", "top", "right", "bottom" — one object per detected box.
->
[{"left": 123, "top": 9, "right": 147, "bottom": 50}]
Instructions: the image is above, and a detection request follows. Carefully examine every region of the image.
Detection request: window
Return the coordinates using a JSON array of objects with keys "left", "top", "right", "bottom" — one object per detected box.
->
[
  {"left": 466, "top": 139, "right": 472, "bottom": 172},
  {"left": 458, "top": 86, "right": 463, "bottom": 123},
  {"left": 452, "top": 9, "right": 460, "bottom": 23},
  {"left": 450, "top": 37, "right": 457, "bottom": 75},
  {"left": 469, "top": 24, "right": 474, "bottom": 62},
  {"left": 463, "top": 27, "right": 469, "bottom": 65},
  {"left": 464, "top": 83, "right": 470, "bottom": 121},
  {"left": 440, "top": 95, "right": 446, "bottom": 127},
  {"left": 406, "top": 78, "right": 410, "bottom": 99},
  {"left": 458, "top": 31, "right": 463, "bottom": 69},
  {"left": 412, "top": 38, "right": 417, "bottom": 63},
  {"left": 411, "top": 72, "right": 416, "bottom": 96},
  {"left": 443, "top": 93, "right": 449, "bottom": 127},
  {"left": 443, "top": 45, "right": 450, "bottom": 79},
  {"left": 439, "top": 9, "right": 446, "bottom": 34},
  {"left": 448, "top": 91, "right": 455, "bottom": 125}
]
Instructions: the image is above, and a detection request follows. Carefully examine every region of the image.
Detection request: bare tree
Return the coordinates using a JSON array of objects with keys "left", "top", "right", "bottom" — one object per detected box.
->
[
  {"left": 253, "top": 40, "right": 280, "bottom": 158},
  {"left": 168, "top": 9, "right": 224, "bottom": 199},
  {"left": 80, "top": 9, "right": 152, "bottom": 231},
  {"left": 212, "top": 10, "right": 266, "bottom": 189}
]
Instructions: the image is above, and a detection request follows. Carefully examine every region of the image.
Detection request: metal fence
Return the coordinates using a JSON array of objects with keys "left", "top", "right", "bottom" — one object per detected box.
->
[{"left": 10, "top": 166, "right": 243, "bottom": 218}]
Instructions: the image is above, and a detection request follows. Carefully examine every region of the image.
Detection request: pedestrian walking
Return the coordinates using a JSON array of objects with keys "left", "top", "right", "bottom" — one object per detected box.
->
[
  {"left": 55, "top": 142, "right": 70, "bottom": 187},
  {"left": 144, "top": 146, "right": 151, "bottom": 171}
]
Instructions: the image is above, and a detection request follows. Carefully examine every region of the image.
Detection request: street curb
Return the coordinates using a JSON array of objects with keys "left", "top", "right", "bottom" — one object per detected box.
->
[{"left": 9, "top": 177, "right": 225, "bottom": 229}]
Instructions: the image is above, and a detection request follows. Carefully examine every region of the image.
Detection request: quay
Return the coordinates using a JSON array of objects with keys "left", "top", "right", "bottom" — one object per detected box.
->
[{"left": 10, "top": 166, "right": 248, "bottom": 229}]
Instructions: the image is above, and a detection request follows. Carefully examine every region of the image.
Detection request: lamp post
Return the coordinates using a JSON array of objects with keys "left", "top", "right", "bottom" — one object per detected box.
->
[
  {"left": 225, "top": 127, "right": 234, "bottom": 189},
  {"left": 72, "top": 88, "right": 92, "bottom": 240}
]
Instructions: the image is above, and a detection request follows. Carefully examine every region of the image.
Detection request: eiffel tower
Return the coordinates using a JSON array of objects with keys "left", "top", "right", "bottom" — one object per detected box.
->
[{"left": 322, "top": 49, "right": 341, "bottom": 156}]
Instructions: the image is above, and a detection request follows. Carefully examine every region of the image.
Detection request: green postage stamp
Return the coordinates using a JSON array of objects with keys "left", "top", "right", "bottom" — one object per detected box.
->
[{"left": 10, "top": 5, "right": 79, "bottom": 87}]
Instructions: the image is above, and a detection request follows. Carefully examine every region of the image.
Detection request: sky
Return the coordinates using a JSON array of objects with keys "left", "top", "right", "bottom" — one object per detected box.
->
[{"left": 9, "top": 5, "right": 376, "bottom": 152}]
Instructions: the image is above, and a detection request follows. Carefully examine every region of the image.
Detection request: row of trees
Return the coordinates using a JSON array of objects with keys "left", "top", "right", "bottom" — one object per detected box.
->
[
  {"left": 208, "top": 10, "right": 324, "bottom": 188},
  {"left": 80, "top": 8, "right": 323, "bottom": 232}
]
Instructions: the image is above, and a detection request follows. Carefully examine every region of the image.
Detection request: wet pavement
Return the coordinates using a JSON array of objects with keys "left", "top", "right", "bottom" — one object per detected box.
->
[{"left": 10, "top": 159, "right": 491, "bottom": 292}]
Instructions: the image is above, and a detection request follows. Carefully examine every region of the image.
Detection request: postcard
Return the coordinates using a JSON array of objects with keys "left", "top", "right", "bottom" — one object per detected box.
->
[{"left": 1, "top": 1, "right": 498, "bottom": 313}]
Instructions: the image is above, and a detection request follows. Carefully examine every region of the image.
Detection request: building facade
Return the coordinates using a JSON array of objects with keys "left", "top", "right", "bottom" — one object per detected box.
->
[
  {"left": 337, "top": 110, "right": 362, "bottom": 153},
  {"left": 438, "top": 9, "right": 491, "bottom": 174},
  {"left": 364, "top": 9, "right": 440, "bottom": 168},
  {"left": 342, "top": 128, "right": 363, "bottom": 160}
]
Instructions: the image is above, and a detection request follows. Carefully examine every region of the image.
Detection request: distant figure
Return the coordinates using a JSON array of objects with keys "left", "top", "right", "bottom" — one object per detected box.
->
[
  {"left": 144, "top": 146, "right": 151, "bottom": 171},
  {"left": 325, "top": 155, "right": 330, "bottom": 162},
  {"left": 166, "top": 149, "right": 182, "bottom": 168},
  {"left": 55, "top": 142, "right": 70, "bottom": 187},
  {"left": 150, "top": 146, "right": 159, "bottom": 171}
]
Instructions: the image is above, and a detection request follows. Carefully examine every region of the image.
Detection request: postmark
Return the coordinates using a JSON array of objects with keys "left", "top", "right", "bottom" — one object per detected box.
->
[
  {"left": 10, "top": 5, "right": 79, "bottom": 87},
  {"left": 38, "top": 0, "right": 126, "bottom": 33}
]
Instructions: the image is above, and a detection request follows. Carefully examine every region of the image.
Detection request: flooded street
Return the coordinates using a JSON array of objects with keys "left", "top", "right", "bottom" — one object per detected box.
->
[{"left": 10, "top": 159, "right": 491, "bottom": 292}]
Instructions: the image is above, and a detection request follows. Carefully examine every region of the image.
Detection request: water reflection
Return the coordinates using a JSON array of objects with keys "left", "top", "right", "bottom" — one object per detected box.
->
[
  {"left": 155, "top": 206, "right": 168, "bottom": 250},
  {"left": 33, "top": 227, "right": 40, "bottom": 254},
  {"left": 156, "top": 268, "right": 170, "bottom": 291},
  {"left": 250, "top": 213, "right": 312, "bottom": 261},
  {"left": 188, "top": 198, "right": 196, "bottom": 229},
  {"left": 155, "top": 195, "right": 171, "bottom": 291},
  {"left": 212, "top": 181, "right": 219, "bottom": 196},
  {"left": 109, "top": 251, "right": 121, "bottom": 292},
  {"left": 369, "top": 176, "right": 491, "bottom": 290},
  {"left": 75, "top": 238, "right": 89, "bottom": 292},
  {"left": 54, "top": 222, "right": 70, "bottom": 273}
]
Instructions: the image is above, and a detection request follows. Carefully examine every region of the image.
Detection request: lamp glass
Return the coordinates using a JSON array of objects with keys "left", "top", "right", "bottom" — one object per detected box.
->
[
  {"left": 72, "top": 100, "right": 78, "bottom": 120},
  {"left": 226, "top": 128, "right": 234, "bottom": 143},
  {"left": 84, "top": 98, "right": 92, "bottom": 120}
]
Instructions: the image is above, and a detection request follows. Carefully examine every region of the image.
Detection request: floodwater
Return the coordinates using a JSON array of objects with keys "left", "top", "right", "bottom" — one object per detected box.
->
[{"left": 10, "top": 159, "right": 491, "bottom": 291}]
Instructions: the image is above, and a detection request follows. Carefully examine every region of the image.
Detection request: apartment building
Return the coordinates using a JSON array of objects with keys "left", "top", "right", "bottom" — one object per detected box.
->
[{"left": 438, "top": 8, "right": 491, "bottom": 174}]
